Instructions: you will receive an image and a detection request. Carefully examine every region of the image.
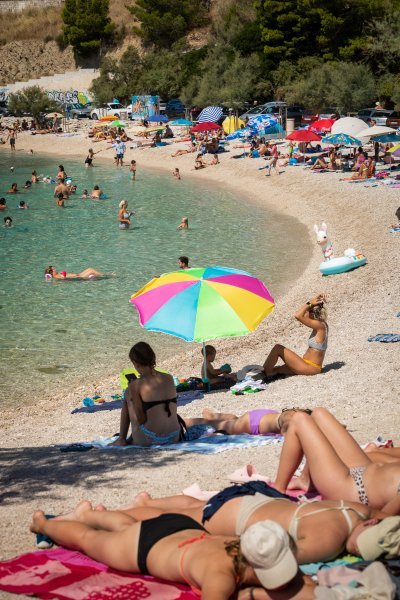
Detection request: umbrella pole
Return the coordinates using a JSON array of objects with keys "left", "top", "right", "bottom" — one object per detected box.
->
[{"left": 202, "top": 341, "right": 210, "bottom": 392}]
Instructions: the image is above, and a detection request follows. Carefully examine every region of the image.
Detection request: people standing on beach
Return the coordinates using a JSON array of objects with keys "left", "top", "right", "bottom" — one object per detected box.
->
[
  {"left": 178, "top": 256, "right": 189, "bottom": 269},
  {"left": 263, "top": 293, "right": 328, "bottom": 378},
  {"left": 177, "top": 216, "right": 188, "bottom": 229},
  {"left": 7, "top": 183, "right": 18, "bottom": 193},
  {"left": 7, "top": 128, "right": 16, "bottom": 151},
  {"left": 118, "top": 200, "right": 133, "bottom": 230},
  {"left": 129, "top": 160, "right": 136, "bottom": 181},
  {"left": 54, "top": 179, "right": 70, "bottom": 200},
  {"left": 110, "top": 342, "right": 184, "bottom": 447},
  {"left": 112, "top": 138, "right": 126, "bottom": 167},
  {"left": 173, "top": 168, "right": 181, "bottom": 180},
  {"left": 273, "top": 407, "right": 400, "bottom": 513},
  {"left": 29, "top": 504, "right": 305, "bottom": 598},
  {"left": 265, "top": 143, "right": 279, "bottom": 176}
]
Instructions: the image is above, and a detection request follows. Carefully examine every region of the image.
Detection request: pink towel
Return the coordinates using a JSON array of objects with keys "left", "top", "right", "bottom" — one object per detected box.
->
[{"left": 0, "top": 547, "right": 198, "bottom": 599}]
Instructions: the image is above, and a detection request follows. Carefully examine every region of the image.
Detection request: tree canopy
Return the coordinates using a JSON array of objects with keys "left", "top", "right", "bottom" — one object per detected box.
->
[
  {"left": 8, "top": 86, "right": 59, "bottom": 124},
  {"left": 62, "top": 0, "right": 115, "bottom": 56}
]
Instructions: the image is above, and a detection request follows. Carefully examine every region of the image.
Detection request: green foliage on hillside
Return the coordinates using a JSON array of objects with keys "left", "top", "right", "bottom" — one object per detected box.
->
[
  {"left": 88, "top": 0, "right": 400, "bottom": 110},
  {"left": 8, "top": 86, "right": 59, "bottom": 123},
  {"left": 128, "top": 0, "right": 209, "bottom": 48},
  {"left": 62, "top": 0, "right": 115, "bottom": 56}
]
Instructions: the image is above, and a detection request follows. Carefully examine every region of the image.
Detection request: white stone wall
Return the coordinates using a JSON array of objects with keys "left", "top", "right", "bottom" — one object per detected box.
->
[{"left": 0, "top": 0, "right": 63, "bottom": 11}]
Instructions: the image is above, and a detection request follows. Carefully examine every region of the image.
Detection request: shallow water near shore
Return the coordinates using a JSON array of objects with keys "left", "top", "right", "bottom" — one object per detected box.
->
[{"left": 0, "top": 151, "right": 310, "bottom": 406}]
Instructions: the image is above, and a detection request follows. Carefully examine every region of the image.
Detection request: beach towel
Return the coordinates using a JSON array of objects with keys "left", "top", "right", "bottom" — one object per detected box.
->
[
  {"left": 57, "top": 433, "right": 283, "bottom": 455},
  {"left": 0, "top": 547, "right": 197, "bottom": 599},
  {"left": 367, "top": 334, "right": 400, "bottom": 343}
]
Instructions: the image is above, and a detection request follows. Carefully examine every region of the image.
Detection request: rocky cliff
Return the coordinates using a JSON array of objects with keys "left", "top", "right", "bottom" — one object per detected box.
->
[{"left": 0, "top": 40, "right": 76, "bottom": 86}]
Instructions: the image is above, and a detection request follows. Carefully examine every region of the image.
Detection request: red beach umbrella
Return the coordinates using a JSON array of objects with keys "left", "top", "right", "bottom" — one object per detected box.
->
[
  {"left": 286, "top": 130, "right": 322, "bottom": 142},
  {"left": 191, "top": 122, "right": 221, "bottom": 132},
  {"left": 310, "top": 119, "right": 335, "bottom": 132}
]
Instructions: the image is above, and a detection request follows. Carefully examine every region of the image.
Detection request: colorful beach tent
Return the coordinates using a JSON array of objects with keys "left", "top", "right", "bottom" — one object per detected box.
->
[
  {"left": 286, "top": 130, "right": 321, "bottom": 142},
  {"left": 130, "top": 266, "right": 275, "bottom": 343},
  {"left": 388, "top": 143, "right": 400, "bottom": 156},
  {"left": 223, "top": 116, "right": 245, "bottom": 134}
]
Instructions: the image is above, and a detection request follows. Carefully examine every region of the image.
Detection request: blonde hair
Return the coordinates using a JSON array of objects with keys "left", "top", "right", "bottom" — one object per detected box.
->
[
  {"left": 119, "top": 200, "right": 128, "bottom": 209},
  {"left": 224, "top": 539, "right": 249, "bottom": 582},
  {"left": 309, "top": 304, "right": 327, "bottom": 321}
]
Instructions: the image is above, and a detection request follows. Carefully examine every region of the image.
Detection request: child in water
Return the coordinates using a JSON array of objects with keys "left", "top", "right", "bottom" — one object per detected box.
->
[
  {"left": 173, "top": 168, "right": 181, "bottom": 180},
  {"left": 201, "top": 345, "right": 237, "bottom": 384},
  {"left": 81, "top": 189, "right": 89, "bottom": 199},
  {"left": 129, "top": 160, "right": 136, "bottom": 181},
  {"left": 4, "top": 216, "right": 12, "bottom": 227},
  {"left": 56, "top": 193, "right": 65, "bottom": 207},
  {"left": 177, "top": 216, "right": 188, "bottom": 229}
]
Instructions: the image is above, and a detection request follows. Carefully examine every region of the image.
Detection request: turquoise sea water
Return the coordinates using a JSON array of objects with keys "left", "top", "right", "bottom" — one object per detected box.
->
[{"left": 0, "top": 151, "right": 310, "bottom": 406}]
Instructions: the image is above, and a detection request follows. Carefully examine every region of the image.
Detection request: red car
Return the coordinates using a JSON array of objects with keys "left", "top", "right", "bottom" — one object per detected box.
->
[
  {"left": 301, "top": 110, "right": 318, "bottom": 126},
  {"left": 386, "top": 111, "right": 400, "bottom": 129}
]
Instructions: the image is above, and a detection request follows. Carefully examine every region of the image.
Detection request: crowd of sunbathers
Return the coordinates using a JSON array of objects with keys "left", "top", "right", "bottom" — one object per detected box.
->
[{"left": 30, "top": 329, "right": 400, "bottom": 598}]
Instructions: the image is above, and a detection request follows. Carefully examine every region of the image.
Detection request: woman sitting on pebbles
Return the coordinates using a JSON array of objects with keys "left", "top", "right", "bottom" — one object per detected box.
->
[
  {"left": 30, "top": 501, "right": 309, "bottom": 598},
  {"left": 110, "top": 342, "right": 184, "bottom": 447},
  {"left": 263, "top": 293, "right": 328, "bottom": 378},
  {"left": 273, "top": 407, "right": 400, "bottom": 513}
]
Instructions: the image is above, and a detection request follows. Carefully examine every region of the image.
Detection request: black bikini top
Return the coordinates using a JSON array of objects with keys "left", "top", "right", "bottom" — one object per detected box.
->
[{"left": 142, "top": 397, "right": 177, "bottom": 417}]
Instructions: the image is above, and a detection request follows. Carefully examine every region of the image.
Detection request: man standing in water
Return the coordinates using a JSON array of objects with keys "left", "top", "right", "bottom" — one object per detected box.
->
[
  {"left": 178, "top": 256, "right": 189, "bottom": 269},
  {"left": 113, "top": 137, "right": 126, "bottom": 167},
  {"left": 54, "top": 179, "right": 70, "bottom": 200}
]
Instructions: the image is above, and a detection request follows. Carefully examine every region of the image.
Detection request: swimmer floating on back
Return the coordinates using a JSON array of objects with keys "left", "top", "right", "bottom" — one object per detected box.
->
[{"left": 44, "top": 266, "right": 106, "bottom": 280}]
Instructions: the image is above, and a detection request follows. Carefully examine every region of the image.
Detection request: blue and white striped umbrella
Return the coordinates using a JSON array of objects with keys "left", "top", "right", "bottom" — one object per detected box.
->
[{"left": 198, "top": 106, "right": 223, "bottom": 123}]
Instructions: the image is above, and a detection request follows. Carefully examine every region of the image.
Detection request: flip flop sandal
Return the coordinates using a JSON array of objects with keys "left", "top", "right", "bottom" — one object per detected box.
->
[{"left": 36, "top": 514, "right": 55, "bottom": 549}]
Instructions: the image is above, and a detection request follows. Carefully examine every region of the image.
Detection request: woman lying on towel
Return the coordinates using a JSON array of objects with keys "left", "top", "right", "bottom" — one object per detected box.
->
[
  {"left": 110, "top": 342, "right": 184, "bottom": 447},
  {"left": 262, "top": 293, "right": 328, "bottom": 378},
  {"left": 273, "top": 407, "right": 400, "bottom": 513},
  {"left": 114, "top": 484, "right": 399, "bottom": 565},
  {"left": 185, "top": 407, "right": 311, "bottom": 436},
  {"left": 30, "top": 503, "right": 312, "bottom": 599}
]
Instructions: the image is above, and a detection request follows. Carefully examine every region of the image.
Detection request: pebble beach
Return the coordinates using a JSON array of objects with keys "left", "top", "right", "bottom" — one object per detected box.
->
[{"left": 0, "top": 125, "right": 399, "bottom": 581}]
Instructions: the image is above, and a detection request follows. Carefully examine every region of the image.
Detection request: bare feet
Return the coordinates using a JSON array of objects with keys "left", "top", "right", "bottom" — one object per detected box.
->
[
  {"left": 118, "top": 491, "right": 151, "bottom": 511},
  {"left": 56, "top": 500, "right": 93, "bottom": 522},
  {"left": 109, "top": 436, "right": 128, "bottom": 447},
  {"left": 30, "top": 510, "right": 47, "bottom": 534},
  {"left": 202, "top": 408, "right": 216, "bottom": 419}
]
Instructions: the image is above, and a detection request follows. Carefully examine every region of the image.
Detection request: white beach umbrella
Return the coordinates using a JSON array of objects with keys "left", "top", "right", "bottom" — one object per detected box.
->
[
  {"left": 357, "top": 125, "right": 397, "bottom": 138},
  {"left": 331, "top": 117, "right": 366, "bottom": 137}
]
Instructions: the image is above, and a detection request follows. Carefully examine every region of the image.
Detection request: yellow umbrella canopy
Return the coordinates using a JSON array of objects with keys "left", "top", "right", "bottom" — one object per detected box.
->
[{"left": 223, "top": 115, "right": 245, "bottom": 134}]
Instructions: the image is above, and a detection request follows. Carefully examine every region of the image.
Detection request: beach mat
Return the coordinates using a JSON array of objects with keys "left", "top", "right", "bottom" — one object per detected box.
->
[
  {"left": 57, "top": 433, "right": 283, "bottom": 455},
  {"left": 0, "top": 547, "right": 197, "bottom": 599}
]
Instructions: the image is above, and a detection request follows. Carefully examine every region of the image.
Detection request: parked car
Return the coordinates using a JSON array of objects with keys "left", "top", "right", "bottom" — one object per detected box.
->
[
  {"left": 301, "top": 110, "right": 318, "bottom": 126},
  {"left": 240, "top": 101, "right": 287, "bottom": 121},
  {"left": 66, "top": 103, "right": 91, "bottom": 119},
  {"left": 318, "top": 107, "right": 342, "bottom": 120},
  {"left": 357, "top": 108, "right": 394, "bottom": 126},
  {"left": 386, "top": 111, "right": 400, "bottom": 129},
  {"left": 90, "top": 102, "right": 129, "bottom": 121},
  {"left": 166, "top": 99, "right": 186, "bottom": 117},
  {"left": 0, "top": 101, "right": 9, "bottom": 117}
]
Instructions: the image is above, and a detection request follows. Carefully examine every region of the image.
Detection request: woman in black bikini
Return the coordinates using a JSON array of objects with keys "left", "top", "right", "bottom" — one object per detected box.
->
[
  {"left": 30, "top": 501, "right": 308, "bottom": 598},
  {"left": 110, "top": 342, "right": 183, "bottom": 447}
]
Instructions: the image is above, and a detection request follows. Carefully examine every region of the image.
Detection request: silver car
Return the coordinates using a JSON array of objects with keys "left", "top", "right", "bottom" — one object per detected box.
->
[
  {"left": 356, "top": 108, "right": 394, "bottom": 126},
  {"left": 66, "top": 103, "right": 92, "bottom": 119}
]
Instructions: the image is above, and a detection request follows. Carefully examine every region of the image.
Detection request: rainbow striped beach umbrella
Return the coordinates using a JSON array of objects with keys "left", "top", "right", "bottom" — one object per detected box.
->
[{"left": 130, "top": 266, "right": 275, "bottom": 343}]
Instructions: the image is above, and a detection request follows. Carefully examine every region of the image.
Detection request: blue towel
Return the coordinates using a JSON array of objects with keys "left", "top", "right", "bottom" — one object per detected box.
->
[
  {"left": 368, "top": 334, "right": 400, "bottom": 342},
  {"left": 57, "top": 434, "right": 282, "bottom": 455}
]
